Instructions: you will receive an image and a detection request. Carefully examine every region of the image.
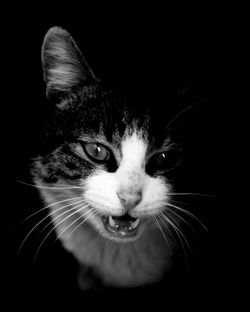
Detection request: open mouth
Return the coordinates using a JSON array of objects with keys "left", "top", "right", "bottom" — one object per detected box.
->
[{"left": 101, "top": 213, "right": 141, "bottom": 238}]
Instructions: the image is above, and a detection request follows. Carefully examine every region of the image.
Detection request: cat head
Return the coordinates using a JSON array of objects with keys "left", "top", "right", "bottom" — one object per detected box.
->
[{"left": 33, "top": 26, "right": 182, "bottom": 242}]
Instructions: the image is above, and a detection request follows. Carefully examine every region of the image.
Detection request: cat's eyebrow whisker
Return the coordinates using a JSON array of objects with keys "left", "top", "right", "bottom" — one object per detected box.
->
[
  {"left": 22, "top": 197, "right": 84, "bottom": 222},
  {"left": 164, "top": 202, "right": 208, "bottom": 231},
  {"left": 177, "top": 82, "right": 195, "bottom": 95},
  {"left": 18, "top": 200, "right": 88, "bottom": 256},
  {"left": 153, "top": 216, "right": 173, "bottom": 256},
  {"left": 33, "top": 205, "right": 92, "bottom": 263},
  {"left": 164, "top": 98, "right": 208, "bottom": 133}
]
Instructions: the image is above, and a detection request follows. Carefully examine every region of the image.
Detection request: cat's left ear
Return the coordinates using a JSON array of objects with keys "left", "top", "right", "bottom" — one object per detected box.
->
[{"left": 42, "top": 26, "right": 98, "bottom": 99}]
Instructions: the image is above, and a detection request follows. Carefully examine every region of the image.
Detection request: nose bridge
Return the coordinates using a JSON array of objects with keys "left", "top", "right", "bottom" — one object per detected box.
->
[
  {"left": 117, "top": 165, "right": 143, "bottom": 192},
  {"left": 116, "top": 131, "right": 147, "bottom": 210},
  {"left": 116, "top": 167, "right": 144, "bottom": 210}
]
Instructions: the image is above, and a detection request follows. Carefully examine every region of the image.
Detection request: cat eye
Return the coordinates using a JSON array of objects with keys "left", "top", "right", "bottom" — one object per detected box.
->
[
  {"left": 146, "top": 149, "right": 182, "bottom": 175},
  {"left": 151, "top": 152, "right": 169, "bottom": 169},
  {"left": 82, "top": 142, "right": 110, "bottom": 163}
]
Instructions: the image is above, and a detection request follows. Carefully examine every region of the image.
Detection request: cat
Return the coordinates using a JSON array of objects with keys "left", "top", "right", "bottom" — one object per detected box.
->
[{"left": 31, "top": 26, "right": 196, "bottom": 290}]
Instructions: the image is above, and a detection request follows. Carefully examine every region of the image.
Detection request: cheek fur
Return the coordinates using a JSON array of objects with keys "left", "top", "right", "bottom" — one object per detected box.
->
[
  {"left": 134, "top": 176, "right": 171, "bottom": 216},
  {"left": 143, "top": 176, "right": 171, "bottom": 203},
  {"left": 83, "top": 167, "right": 171, "bottom": 217},
  {"left": 83, "top": 170, "right": 123, "bottom": 215}
]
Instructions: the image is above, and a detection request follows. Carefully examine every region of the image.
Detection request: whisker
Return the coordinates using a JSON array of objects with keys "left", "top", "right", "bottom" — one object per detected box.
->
[
  {"left": 57, "top": 208, "right": 97, "bottom": 241},
  {"left": 153, "top": 216, "right": 173, "bottom": 256},
  {"left": 85, "top": 187, "right": 213, "bottom": 200},
  {"left": 164, "top": 208, "right": 201, "bottom": 238},
  {"left": 167, "top": 192, "right": 214, "bottom": 197},
  {"left": 21, "top": 196, "right": 83, "bottom": 222},
  {"left": 168, "top": 199, "right": 191, "bottom": 209},
  {"left": 158, "top": 212, "right": 191, "bottom": 266},
  {"left": 165, "top": 202, "right": 208, "bottom": 231},
  {"left": 38, "top": 202, "right": 89, "bottom": 236},
  {"left": 18, "top": 199, "right": 87, "bottom": 255},
  {"left": 159, "top": 212, "right": 192, "bottom": 251},
  {"left": 17, "top": 180, "right": 84, "bottom": 190},
  {"left": 33, "top": 204, "right": 90, "bottom": 263}
]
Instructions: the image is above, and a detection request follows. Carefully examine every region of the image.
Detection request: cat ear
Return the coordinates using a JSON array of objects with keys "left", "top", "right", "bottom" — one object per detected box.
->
[{"left": 42, "top": 26, "right": 97, "bottom": 98}]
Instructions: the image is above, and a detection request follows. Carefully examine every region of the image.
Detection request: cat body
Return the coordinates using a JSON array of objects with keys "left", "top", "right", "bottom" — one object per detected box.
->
[{"left": 32, "top": 26, "right": 180, "bottom": 289}]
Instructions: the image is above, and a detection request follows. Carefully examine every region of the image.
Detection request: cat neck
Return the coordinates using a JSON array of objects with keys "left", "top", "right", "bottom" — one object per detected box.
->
[{"left": 61, "top": 217, "right": 173, "bottom": 287}]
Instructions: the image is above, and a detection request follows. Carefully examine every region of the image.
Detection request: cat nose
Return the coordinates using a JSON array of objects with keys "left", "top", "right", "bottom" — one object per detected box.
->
[{"left": 117, "top": 190, "right": 142, "bottom": 211}]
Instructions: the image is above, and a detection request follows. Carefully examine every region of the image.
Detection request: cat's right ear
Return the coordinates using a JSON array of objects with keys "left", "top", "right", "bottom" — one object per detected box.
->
[{"left": 42, "top": 26, "right": 98, "bottom": 99}]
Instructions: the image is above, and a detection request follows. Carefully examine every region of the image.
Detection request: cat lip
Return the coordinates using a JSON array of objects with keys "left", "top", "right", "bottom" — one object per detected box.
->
[{"left": 101, "top": 214, "right": 141, "bottom": 238}]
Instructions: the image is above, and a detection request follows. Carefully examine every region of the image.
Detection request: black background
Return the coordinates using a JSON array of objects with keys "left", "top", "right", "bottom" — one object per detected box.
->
[{"left": 6, "top": 10, "right": 215, "bottom": 310}]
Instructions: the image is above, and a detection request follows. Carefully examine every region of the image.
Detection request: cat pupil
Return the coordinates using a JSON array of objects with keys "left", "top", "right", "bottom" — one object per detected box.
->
[
  {"left": 160, "top": 153, "right": 166, "bottom": 159},
  {"left": 94, "top": 145, "right": 101, "bottom": 155},
  {"left": 153, "top": 152, "right": 167, "bottom": 168}
]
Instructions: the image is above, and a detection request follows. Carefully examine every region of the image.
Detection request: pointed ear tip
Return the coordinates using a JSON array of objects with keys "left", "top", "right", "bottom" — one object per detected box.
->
[
  {"left": 42, "top": 26, "right": 70, "bottom": 56},
  {"left": 44, "top": 26, "right": 69, "bottom": 40}
]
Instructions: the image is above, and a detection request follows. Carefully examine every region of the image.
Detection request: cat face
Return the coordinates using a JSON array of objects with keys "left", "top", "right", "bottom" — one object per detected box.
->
[
  {"left": 33, "top": 27, "right": 181, "bottom": 243},
  {"left": 81, "top": 129, "right": 172, "bottom": 241}
]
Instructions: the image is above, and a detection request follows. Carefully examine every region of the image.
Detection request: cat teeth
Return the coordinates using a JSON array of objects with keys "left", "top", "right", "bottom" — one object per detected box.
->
[
  {"left": 107, "top": 215, "right": 140, "bottom": 231},
  {"left": 131, "top": 218, "right": 140, "bottom": 229},
  {"left": 108, "top": 215, "right": 116, "bottom": 227}
]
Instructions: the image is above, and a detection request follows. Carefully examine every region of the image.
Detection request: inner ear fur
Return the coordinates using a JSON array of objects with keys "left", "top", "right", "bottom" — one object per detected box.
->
[{"left": 42, "top": 26, "right": 97, "bottom": 98}]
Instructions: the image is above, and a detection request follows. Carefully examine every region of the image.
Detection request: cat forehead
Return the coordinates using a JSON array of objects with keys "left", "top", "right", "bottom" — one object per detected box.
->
[{"left": 120, "top": 130, "right": 148, "bottom": 167}]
